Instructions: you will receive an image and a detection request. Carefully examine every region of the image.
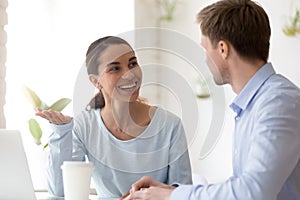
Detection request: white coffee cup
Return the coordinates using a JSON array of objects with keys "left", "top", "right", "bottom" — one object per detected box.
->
[{"left": 61, "top": 161, "right": 94, "bottom": 200}]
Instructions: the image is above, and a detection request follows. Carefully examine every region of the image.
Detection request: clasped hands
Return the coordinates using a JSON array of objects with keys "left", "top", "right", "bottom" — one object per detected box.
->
[{"left": 119, "top": 176, "right": 175, "bottom": 200}]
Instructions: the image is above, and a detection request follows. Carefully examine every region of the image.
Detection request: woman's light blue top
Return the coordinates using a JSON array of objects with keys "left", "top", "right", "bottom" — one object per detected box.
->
[{"left": 47, "top": 107, "right": 192, "bottom": 198}]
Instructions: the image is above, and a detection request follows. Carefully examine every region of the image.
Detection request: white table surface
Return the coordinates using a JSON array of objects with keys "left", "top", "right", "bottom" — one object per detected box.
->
[{"left": 35, "top": 191, "right": 119, "bottom": 200}]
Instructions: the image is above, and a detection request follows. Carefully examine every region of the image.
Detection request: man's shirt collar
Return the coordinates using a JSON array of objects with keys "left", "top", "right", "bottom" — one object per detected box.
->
[{"left": 230, "top": 62, "right": 275, "bottom": 115}]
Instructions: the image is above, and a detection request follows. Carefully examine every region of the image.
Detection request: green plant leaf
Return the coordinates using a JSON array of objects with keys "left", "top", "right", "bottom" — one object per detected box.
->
[
  {"left": 48, "top": 98, "right": 72, "bottom": 112},
  {"left": 283, "top": 28, "right": 296, "bottom": 36},
  {"left": 28, "top": 118, "right": 42, "bottom": 145},
  {"left": 282, "top": 8, "right": 300, "bottom": 37},
  {"left": 23, "top": 86, "right": 42, "bottom": 108},
  {"left": 43, "top": 143, "right": 48, "bottom": 150}
]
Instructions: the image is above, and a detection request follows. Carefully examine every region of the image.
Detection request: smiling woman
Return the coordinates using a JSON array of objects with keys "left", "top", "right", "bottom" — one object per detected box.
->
[
  {"left": 5, "top": 0, "right": 134, "bottom": 191},
  {"left": 34, "top": 36, "right": 192, "bottom": 198}
]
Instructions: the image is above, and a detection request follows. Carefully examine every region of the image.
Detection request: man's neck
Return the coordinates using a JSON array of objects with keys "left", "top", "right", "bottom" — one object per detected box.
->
[{"left": 230, "top": 59, "right": 266, "bottom": 94}]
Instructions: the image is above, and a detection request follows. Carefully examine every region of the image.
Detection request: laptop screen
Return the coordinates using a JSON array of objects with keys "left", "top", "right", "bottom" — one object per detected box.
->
[{"left": 0, "top": 129, "right": 37, "bottom": 200}]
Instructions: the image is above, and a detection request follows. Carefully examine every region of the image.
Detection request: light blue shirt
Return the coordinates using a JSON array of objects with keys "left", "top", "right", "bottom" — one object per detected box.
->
[
  {"left": 47, "top": 107, "right": 192, "bottom": 198},
  {"left": 171, "top": 63, "right": 300, "bottom": 200}
]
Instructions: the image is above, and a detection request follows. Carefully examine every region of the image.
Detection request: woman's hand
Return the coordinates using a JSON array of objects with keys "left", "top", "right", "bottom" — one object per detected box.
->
[{"left": 35, "top": 107, "right": 71, "bottom": 125}]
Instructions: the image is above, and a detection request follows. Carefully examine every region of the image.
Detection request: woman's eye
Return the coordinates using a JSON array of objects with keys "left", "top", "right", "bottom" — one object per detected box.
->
[
  {"left": 129, "top": 61, "right": 138, "bottom": 68},
  {"left": 109, "top": 66, "right": 120, "bottom": 72}
]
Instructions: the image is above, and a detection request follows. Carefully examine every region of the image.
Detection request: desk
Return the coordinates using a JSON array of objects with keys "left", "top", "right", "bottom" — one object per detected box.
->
[{"left": 35, "top": 191, "right": 119, "bottom": 200}]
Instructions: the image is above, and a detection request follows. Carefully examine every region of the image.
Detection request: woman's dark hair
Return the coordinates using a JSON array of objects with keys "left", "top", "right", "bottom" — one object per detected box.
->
[{"left": 85, "top": 36, "right": 132, "bottom": 110}]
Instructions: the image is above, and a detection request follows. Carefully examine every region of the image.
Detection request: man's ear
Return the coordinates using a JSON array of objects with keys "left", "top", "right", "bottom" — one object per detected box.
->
[
  {"left": 218, "top": 40, "right": 229, "bottom": 59},
  {"left": 89, "top": 74, "right": 102, "bottom": 89}
]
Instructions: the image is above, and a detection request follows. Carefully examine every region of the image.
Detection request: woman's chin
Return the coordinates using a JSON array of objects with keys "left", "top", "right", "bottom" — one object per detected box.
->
[{"left": 115, "top": 91, "right": 139, "bottom": 103}]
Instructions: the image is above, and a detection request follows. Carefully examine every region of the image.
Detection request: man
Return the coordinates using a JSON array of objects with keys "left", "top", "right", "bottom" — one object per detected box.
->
[{"left": 122, "top": 0, "right": 300, "bottom": 199}]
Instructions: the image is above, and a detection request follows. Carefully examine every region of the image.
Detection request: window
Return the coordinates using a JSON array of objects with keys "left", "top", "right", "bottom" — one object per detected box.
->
[{"left": 5, "top": 0, "right": 134, "bottom": 190}]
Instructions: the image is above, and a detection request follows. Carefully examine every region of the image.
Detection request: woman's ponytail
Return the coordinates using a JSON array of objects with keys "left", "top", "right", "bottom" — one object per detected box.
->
[{"left": 86, "top": 91, "right": 105, "bottom": 110}]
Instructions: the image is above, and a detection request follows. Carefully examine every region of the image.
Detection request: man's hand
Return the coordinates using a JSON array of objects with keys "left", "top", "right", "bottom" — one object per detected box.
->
[
  {"left": 119, "top": 176, "right": 175, "bottom": 200},
  {"left": 131, "top": 176, "right": 168, "bottom": 192},
  {"left": 127, "top": 186, "right": 174, "bottom": 200}
]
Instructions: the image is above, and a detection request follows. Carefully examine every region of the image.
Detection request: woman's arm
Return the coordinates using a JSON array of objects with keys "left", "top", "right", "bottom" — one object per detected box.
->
[
  {"left": 167, "top": 120, "right": 192, "bottom": 185},
  {"left": 36, "top": 109, "right": 86, "bottom": 197},
  {"left": 47, "top": 121, "right": 73, "bottom": 197}
]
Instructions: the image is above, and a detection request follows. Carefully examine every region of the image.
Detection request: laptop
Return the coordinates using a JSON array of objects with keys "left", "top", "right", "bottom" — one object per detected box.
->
[
  {"left": 0, "top": 130, "right": 120, "bottom": 200},
  {"left": 0, "top": 129, "right": 38, "bottom": 200}
]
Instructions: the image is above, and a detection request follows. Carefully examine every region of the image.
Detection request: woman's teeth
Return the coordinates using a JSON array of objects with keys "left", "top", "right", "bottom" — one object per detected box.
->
[{"left": 119, "top": 82, "right": 137, "bottom": 89}]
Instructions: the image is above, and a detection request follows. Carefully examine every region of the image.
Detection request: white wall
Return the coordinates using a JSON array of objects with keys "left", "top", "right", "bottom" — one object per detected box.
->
[
  {"left": 135, "top": 0, "right": 300, "bottom": 184},
  {"left": 0, "top": 0, "right": 8, "bottom": 128}
]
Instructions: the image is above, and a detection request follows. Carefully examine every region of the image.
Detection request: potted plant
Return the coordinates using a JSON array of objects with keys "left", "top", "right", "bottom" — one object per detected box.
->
[
  {"left": 23, "top": 86, "right": 71, "bottom": 149},
  {"left": 283, "top": 8, "right": 300, "bottom": 36},
  {"left": 156, "top": 0, "right": 181, "bottom": 22}
]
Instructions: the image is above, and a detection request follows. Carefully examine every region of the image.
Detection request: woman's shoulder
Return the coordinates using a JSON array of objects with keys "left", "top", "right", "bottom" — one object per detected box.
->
[
  {"left": 144, "top": 106, "right": 185, "bottom": 140},
  {"left": 74, "top": 109, "right": 99, "bottom": 124},
  {"left": 72, "top": 109, "right": 103, "bottom": 137},
  {"left": 151, "top": 106, "right": 182, "bottom": 125}
]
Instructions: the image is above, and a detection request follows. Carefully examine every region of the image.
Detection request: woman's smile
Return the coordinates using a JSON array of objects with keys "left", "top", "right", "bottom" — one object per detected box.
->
[{"left": 118, "top": 81, "right": 138, "bottom": 90}]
